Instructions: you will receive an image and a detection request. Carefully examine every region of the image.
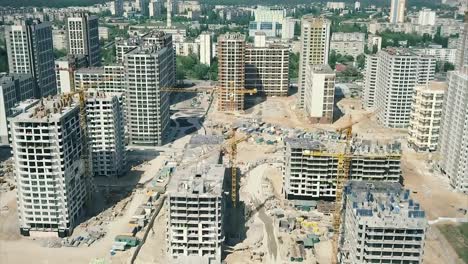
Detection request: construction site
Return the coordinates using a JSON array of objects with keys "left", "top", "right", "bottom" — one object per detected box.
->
[{"left": 0, "top": 86, "right": 466, "bottom": 264}]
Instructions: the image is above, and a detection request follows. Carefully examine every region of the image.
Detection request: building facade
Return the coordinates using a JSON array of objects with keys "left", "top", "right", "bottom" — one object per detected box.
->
[
  {"left": 245, "top": 40, "right": 289, "bottom": 96},
  {"left": 390, "top": 0, "right": 406, "bottom": 24},
  {"left": 5, "top": 20, "right": 57, "bottom": 98},
  {"left": 418, "top": 8, "right": 436, "bottom": 26},
  {"left": 55, "top": 55, "right": 88, "bottom": 94},
  {"left": 304, "top": 64, "right": 335, "bottom": 123},
  {"left": 374, "top": 48, "right": 436, "bottom": 128},
  {"left": 0, "top": 74, "right": 35, "bottom": 145},
  {"left": 74, "top": 65, "right": 126, "bottom": 94},
  {"left": 199, "top": 32, "right": 212, "bottom": 66},
  {"left": 67, "top": 13, "right": 101, "bottom": 67},
  {"left": 167, "top": 135, "right": 225, "bottom": 264},
  {"left": 217, "top": 33, "right": 246, "bottom": 111},
  {"left": 124, "top": 42, "right": 174, "bottom": 146},
  {"left": 330, "top": 32, "right": 365, "bottom": 57},
  {"left": 362, "top": 54, "right": 378, "bottom": 109},
  {"left": 86, "top": 90, "right": 126, "bottom": 178},
  {"left": 10, "top": 97, "right": 88, "bottom": 237},
  {"left": 283, "top": 138, "right": 402, "bottom": 200},
  {"left": 340, "top": 181, "right": 427, "bottom": 264},
  {"left": 297, "top": 16, "right": 330, "bottom": 108},
  {"left": 408, "top": 81, "right": 446, "bottom": 152}
]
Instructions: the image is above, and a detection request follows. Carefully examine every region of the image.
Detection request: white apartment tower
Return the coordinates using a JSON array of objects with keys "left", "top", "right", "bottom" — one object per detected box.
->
[
  {"left": 245, "top": 36, "right": 290, "bottom": 96},
  {"left": 10, "top": 97, "right": 88, "bottom": 237},
  {"left": 149, "top": 0, "right": 164, "bottom": 17},
  {"left": 362, "top": 54, "right": 378, "bottom": 109},
  {"left": 418, "top": 8, "right": 436, "bottom": 26},
  {"left": 390, "top": 0, "right": 406, "bottom": 24},
  {"left": 167, "top": 135, "right": 225, "bottom": 263},
  {"left": 438, "top": 19, "right": 468, "bottom": 193},
  {"left": 297, "top": 16, "right": 331, "bottom": 108},
  {"left": 340, "top": 181, "right": 427, "bottom": 264},
  {"left": 304, "top": 64, "right": 335, "bottom": 123},
  {"left": 374, "top": 48, "right": 436, "bottom": 128},
  {"left": 74, "top": 65, "right": 126, "bottom": 94},
  {"left": 5, "top": 20, "right": 57, "bottom": 98},
  {"left": 124, "top": 33, "right": 175, "bottom": 146},
  {"left": 67, "top": 13, "right": 101, "bottom": 67},
  {"left": 217, "top": 33, "right": 246, "bottom": 111},
  {"left": 408, "top": 81, "right": 446, "bottom": 152},
  {"left": 199, "top": 32, "right": 212, "bottom": 66},
  {"left": 86, "top": 91, "right": 126, "bottom": 178}
]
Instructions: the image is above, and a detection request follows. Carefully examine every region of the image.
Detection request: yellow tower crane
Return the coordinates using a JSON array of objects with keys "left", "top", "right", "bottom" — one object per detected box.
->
[{"left": 224, "top": 129, "right": 249, "bottom": 207}]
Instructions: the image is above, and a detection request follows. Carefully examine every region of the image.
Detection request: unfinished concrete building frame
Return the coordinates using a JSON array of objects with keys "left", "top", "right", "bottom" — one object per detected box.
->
[
  {"left": 283, "top": 138, "right": 401, "bottom": 200},
  {"left": 10, "top": 97, "right": 88, "bottom": 237},
  {"left": 341, "top": 181, "right": 427, "bottom": 264}
]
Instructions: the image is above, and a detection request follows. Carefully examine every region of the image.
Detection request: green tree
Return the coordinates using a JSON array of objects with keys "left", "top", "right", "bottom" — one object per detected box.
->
[
  {"left": 289, "top": 52, "right": 300, "bottom": 79},
  {"left": 356, "top": 54, "right": 366, "bottom": 69}
]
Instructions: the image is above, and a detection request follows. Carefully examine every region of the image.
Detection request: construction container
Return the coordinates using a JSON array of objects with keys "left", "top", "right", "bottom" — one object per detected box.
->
[{"left": 114, "top": 235, "right": 139, "bottom": 247}]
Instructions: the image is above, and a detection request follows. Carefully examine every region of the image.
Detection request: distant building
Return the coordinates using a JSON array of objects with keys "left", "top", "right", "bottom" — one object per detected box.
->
[
  {"left": 245, "top": 35, "right": 289, "bottom": 96},
  {"left": 418, "top": 8, "right": 436, "bottom": 26},
  {"left": 413, "top": 45, "right": 457, "bottom": 64},
  {"left": 367, "top": 34, "right": 382, "bottom": 52},
  {"left": 330, "top": 32, "right": 365, "bottom": 57},
  {"left": 374, "top": 48, "right": 436, "bottom": 128},
  {"left": 304, "top": 64, "right": 335, "bottom": 123},
  {"left": 362, "top": 54, "right": 378, "bottom": 109},
  {"left": 52, "top": 29, "right": 68, "bottom": 51},
  {"left": 98, "top": 26, "right": 109, "bottom": 40},
  {"left": 297, "top": 16, "right": 331, "bottom": 109},
  {"left": 389, "top": 0, "right": 406, "bottom": 24},
  {"left": 340, "top": 181, "right": 427, "bottom": 263},
  {"left": 199, "top": 32, "right": 212, "bottom": 66},
  {"left": 217, "top": 33, "right": 246, "bottom": 111},
  {"left": 0, "top": 74, "right": 35, "bottom": 145},
  {"left": 55, "top": 55, "right": 88, "bottom": 94},
  {"left": 67, "top": 13, "right": 101, "bottom": 66},
  {"left": 174, "top": 41, "right": 198, "bottom": 56},
  {"left": 249, "top": 6, "right": 295, "bottom": 40},
  {"left": 408, "top": 81, "right": 446, "bottom": 152},
  {"left": 149, "top": 0, "right": 164, "bottom": 18},
  {"left": 11, "top": 97, "right": 88, "bottom": 237},
  {"left": 5, "top": 20, "right": 57, "bottom": 98},
  {"left": 326, "top": 2, "right": 346, "bottom": 10},
  {"left": 167, "top": 135, "right": 225, "bottom": 263},
  {"left": 111, "top": 0, "right": 124, "bottom": 16}
]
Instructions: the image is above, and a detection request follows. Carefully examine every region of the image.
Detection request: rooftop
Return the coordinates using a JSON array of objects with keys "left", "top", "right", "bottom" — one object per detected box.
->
[
  {"left": 416, "top": 81, "right": 448, "bottom": 92},
  {"left": 10, "top": 96, "right": 78, "bottom": 122},
  {"left": 167, "top": 135, "right": 225, "bottom": 197},
  {"left": 310, "top": 64, "right": 335, "bottom": 74},
  {"left": 345, "top": 181, "right": 427, "bottom": 228}
]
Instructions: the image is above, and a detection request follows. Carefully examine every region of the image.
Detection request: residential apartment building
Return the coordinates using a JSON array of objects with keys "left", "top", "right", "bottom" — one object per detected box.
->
[
  {"left": 330, "top": 32, "right": 365, "bottom": 57},
  {"left": 340, "top": 181, "right": 427, "bottom": 264},
  {"left": 367, "top": 34, "right": 382, "bottom": 52},
  {"left": 115, "top": 37, "right": 142, "bottom": 63},
  {"left": 111, "top": 0, "right": 124, "bottom": 16},
  {"left": 438, "top": 20, "right": 468, "bottom": 192},
  {"left": 390, "top": 0, "right": 406, "bottom": 24},
  {"left": 167, "top": 135, "right": 226, "bottom": 264},
  {"left": 74, "top": 65, "right": 125, "bottom": 93},
  {"left": 413, "top": 45, "right": 457, "bottom": 64},
  {"left": 283, "top": 138, "right": 402, "bottom": 200},
  {"left": 297, "top": 16, "right": 331, "bottom": 108},
  {"left": 374, "top": 48, "right": 436, "bottom": 128},
  {"left": 10, "top": 97, "right": 88, "bottom": 237},
  {"left": 124, "top": 42, "right": 174, "bottom": 146},
  {"left": 418, "top": 8, "right": 436, "bottom": 26},
  {"left": 0, "top": 74, "right": 35, "bottom": 145},
  {"left": 408, "top": 81, "right": 446, "bottom": 152},
  {"left": 55, "top": 55, "right": 88, "bottom": 94},
  {"left": 52, "top": 29, "right": 68, "bottom": 51},
  {"left": 5, "top": 20, "right": 57, "bottom": 98},
  {"left": 67, "top": 13, "right": 101, "bottom": 66},
  {"left": 86, "top": 90, "right": 126, "bottom": 178},
  {"left": 217, "top": 33, "right": 246, "bottom": 111},
  {"left": 245, "top": 36, "right": 289, "bottom": 96},
  {"left": 199, "top": 32, "right": 212, "bottom": 66},
  {"left": 149, "top": 0, "right": 164, "bottom": 18},
  {"left": 362, "top": 54, "right": 378, "bottom": 109},
  {"left": 304, "top": 64, "right": 335, "bottom": 123}
]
